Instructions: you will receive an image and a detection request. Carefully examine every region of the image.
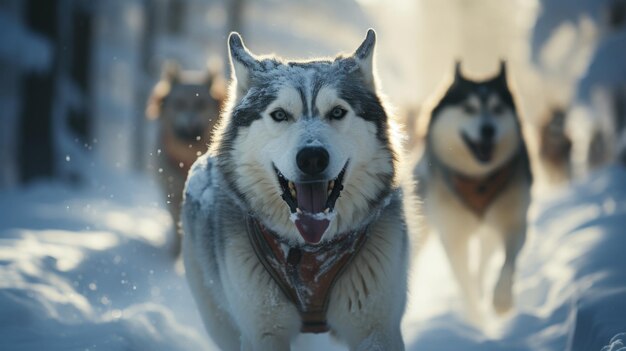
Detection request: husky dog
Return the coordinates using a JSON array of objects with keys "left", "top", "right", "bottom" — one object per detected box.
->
[
  {"left": 146, "top": 61, "right": 225, "bottom": 256},
  {"left": 182, "top": 30, "right": 418, "bottom": 350},
  {"left": 537, "top": 107, "right": 571, "bottom": 184},
  {"left": 414, "top": 62, "right": 532, "bottom": 321}
]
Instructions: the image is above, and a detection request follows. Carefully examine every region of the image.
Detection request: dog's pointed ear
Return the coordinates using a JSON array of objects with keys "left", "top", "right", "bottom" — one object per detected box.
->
[
  {"left": 228, "top": 32, "right": 258, "bottom": 92},
  {"left": 454, "top": 60, "right": 463, "bottom": 81},
  {"left": 353, "top": 29, "right": 377, "bottom": 89},
  {"left": 498, "top": 60, "right": 507, "bottom": 80},
  {"left": 146, "top": 81, "right": 171, "bottom": 120},
  {"left": 204, "top": 57, "right": 223, "bottom": 89},
  {"left": 161, "top": 60, "right": 181, "bottom": 83},
  {"left": 205, "top": 68, "right": 227, "bottom": 106},
  {"left": 146, "top": 61, "right": 179, "bottom": 120}
]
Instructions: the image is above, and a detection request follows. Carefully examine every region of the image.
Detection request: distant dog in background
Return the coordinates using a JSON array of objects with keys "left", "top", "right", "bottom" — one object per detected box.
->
[
  {"left": 537, "top": 107, "right": 571, "bottom": 184},
  {"left": 414, "top": 61, "right": 532, "bottom": 323},
  {"left": 146, "top": 61, "right": 225, "bottom": 256},
  {"left": 565, "top": 89, "right": 623, "bottom": 178}
]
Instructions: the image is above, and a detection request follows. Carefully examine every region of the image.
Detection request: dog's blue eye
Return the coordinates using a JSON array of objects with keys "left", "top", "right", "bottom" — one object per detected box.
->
[
  {"left": 463, "top": 104, "right": 478, "bottom": 115},
  {"left": 491, "top": 104, "right": 505, "bottom": 115},
  {"left": 270, "top": 109, "right": 289, "bottom": 122},
  {"left": 329, "top": 106, "right": 347, "bottom": 120}
]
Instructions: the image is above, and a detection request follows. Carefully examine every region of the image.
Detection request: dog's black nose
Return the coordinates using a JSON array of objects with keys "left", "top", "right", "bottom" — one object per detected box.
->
[
  {"left": 481, "top": 124, "right": 495, "bottom": 140},
  {"left": 297, "top": 147, "right": 329, "bottom": 176}
]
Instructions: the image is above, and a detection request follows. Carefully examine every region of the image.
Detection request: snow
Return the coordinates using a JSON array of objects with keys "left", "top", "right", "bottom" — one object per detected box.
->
[
  {"left": 530, "top": 0, "right": 613, "bottom": 65},
  {"left": 405, "top": 165, "right": 626, "bottom": 350},
  {"left": 3, "top": 0, "right": 625, "bottom": 348},
  {"left": 576, "top": 30, "right": 626, "bottom": 101},
  {"left": 290, "top": 210, "right": 337, "bottom": 223},
  {"left": 185, "top": 155, "right": 214, "bottom": 212},
  {"left": 2, "top": 163, "right": 625, "bottom": 350},
  {"left": 602, "top": 333, "right": 626, "bottom": 351},
  {"left": 0, "top": 174, "right": 214, "bottom": 351}
]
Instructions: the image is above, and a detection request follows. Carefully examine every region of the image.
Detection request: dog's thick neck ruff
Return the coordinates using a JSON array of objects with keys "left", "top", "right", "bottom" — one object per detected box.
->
[
  {"left": 441, "top": 154, "right": 520, "bottom": 216},
  {"left": 246, "top": 215, "right": 369, "bottom": 333}
]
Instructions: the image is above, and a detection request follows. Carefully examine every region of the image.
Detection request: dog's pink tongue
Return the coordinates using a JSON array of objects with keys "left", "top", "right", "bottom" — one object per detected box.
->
[
  {"left": 294, "top": 182, "right": 329, "bottom": 244},
  {"left": 295, "top": 214, "right": 330, "bottom": 244}
]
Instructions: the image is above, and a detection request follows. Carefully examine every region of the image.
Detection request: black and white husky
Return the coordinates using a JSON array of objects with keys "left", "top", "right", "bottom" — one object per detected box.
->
[
  {"left": 414, "top": 62, "right": 532, "bottom": 322},
  {"left": 182, "top": 30, "right": 418, "bottom": 350}
]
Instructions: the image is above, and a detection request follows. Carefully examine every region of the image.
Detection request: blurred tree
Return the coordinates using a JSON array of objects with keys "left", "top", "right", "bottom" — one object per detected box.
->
[
  {"left": 226, "top": 0, "right": 244, "bottom": 33},
  {"left": 224, "top": 0, "right": 245, "bottom": 77},
  {"left": 18, "top": 0, "right": 58, "bottom": 182},
  {"left": 10, "top": 0, "right": 96, "bottom": 184},
  {"left": 67, "top": 6, "right": 93, "bottom": 147}
]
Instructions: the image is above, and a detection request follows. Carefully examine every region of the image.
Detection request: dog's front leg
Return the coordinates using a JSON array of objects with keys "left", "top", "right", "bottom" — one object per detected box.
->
[
  {"left": 439, "top": 229, "right": 482, "bottom": 323},
  {"left": 328, "top": 280, "right": 406, "bottom": 351},
  {"left": 221, "top": 249, "right": 300, "bottom": 351},
  {"left": 226, "top": 283, "right": 299, "bottom": 351},
  {"left": 493, "top": 225, "right": 527, "bottom": 314},
  {"left": 235, "top": 304, "right": 296, "bottom": 351},
  {"left": 352, "top": 328, "right": 405, "bottom": 351}
]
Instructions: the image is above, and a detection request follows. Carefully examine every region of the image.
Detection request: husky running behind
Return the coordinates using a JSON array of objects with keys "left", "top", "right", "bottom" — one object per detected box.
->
[
  {"left": 146, "top": 61, "right": 225, "bottom": 256},
  {"left": 414, "top": 61, "right": 532, "bottom": 322}
]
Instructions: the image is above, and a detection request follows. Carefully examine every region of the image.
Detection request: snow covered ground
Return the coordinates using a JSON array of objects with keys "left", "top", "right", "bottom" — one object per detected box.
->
[
  {"left": 0, "top": 173, "right": 212, "bottom": 351},
  {"left": 1, "top": 165, "right": 625, "bottom": 350},
  {"left": 405, "top": 165, "right": 626, "bottom": 350}
]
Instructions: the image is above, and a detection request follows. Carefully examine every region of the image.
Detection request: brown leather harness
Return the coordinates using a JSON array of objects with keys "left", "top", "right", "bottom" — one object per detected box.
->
[
  {"left": 443, "top": 157, "right": 519, "bottom": 216},
  {"left": 246, "top": 216, "right": 369, "bottom": 333}
]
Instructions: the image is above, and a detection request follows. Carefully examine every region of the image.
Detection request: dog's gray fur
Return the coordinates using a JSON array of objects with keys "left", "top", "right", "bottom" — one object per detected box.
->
[{"left": 182, "top": 30, "right": 419, "bottom": 350}]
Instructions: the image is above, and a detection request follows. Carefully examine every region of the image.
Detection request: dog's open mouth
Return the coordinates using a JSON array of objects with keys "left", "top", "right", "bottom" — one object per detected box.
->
[
  {"left": 274, "top": 162, "right": 348, "bottom": 244},
  {"left": 462, "top": 133, "right": 494, "bottom": 164}
]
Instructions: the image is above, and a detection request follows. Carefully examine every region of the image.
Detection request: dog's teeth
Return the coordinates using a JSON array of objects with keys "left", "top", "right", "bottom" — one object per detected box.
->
[
  {"left": 296, "top": 208, "right": 302, "bottom": 214},
  {"left": 324, "top": 208, "right": 330, "bottom": 214},
  {"left": 327, "top": 180, "right": 335, "bottom": 196},
  {"left": 288, "top": 182, "right": 296, "bottom": 198}
]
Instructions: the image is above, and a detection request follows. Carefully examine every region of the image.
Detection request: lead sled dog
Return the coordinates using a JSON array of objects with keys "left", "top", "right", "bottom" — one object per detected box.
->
[
  {"left": 182, "top": 30, "right": 419, "bottom": 350},
  {"left": 414, "top": 62, "right": 532, "bottom": 322}
]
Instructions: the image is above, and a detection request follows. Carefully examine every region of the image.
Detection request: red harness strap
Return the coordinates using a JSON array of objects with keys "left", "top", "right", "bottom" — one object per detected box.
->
[
  {"left": 445, "top": 157, "right": 518, "bottom": 216},
  {"left": 246, "top": 217, "right": 368, "bottom": 333}
]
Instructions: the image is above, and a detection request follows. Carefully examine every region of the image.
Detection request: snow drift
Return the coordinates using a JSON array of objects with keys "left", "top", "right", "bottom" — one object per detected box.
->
[{"left": 1, "top": 166, "right": 625, "bottom": 350}]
